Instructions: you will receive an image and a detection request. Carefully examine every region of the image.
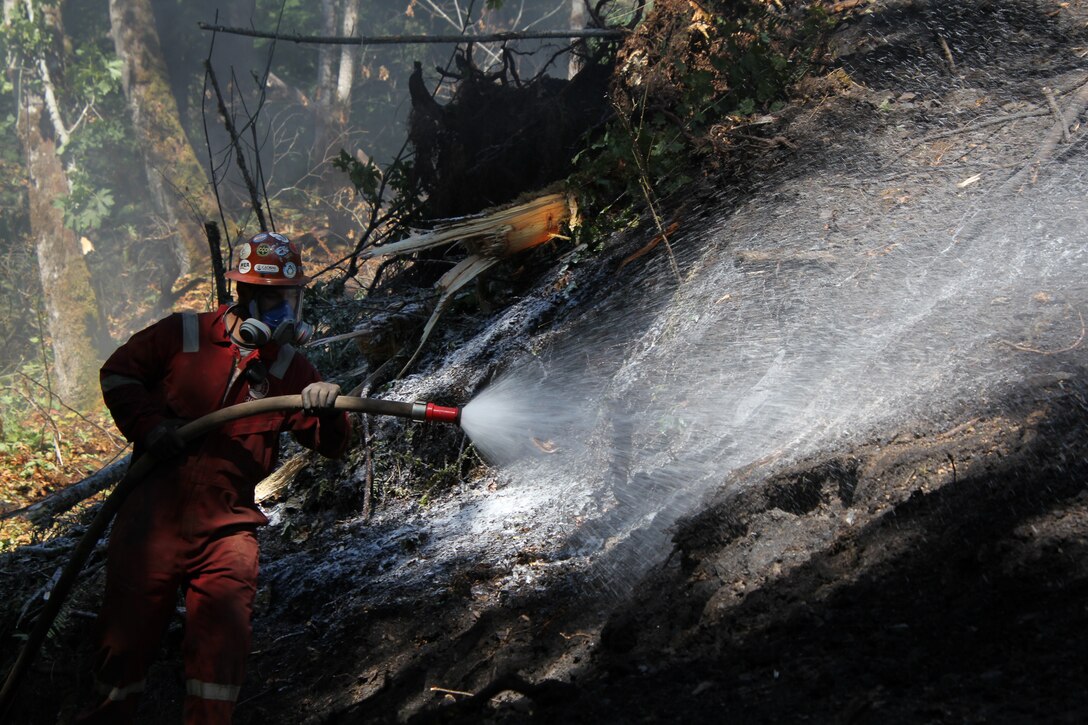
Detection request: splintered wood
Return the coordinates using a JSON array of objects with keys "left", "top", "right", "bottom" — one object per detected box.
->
[
  {"left": 354, "top": 192, "right": 578, "bottom": 378},
  {"left": 361, "top": 193, "right": 575, "bottom": 262}
]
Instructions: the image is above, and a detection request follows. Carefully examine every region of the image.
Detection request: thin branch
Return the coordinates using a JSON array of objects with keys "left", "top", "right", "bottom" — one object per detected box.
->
[
  {"left": 204, "top": 60, "right": 268, "bottom": 232},
  {"left": 15, "top": 383, "right": 62, "bottom": 466},
  {"left": 196, "top": 23, "right": 628, "bottom": 46},
  {"left": 200, "top": 21, "right": 235, "bottom": 252},
  {"left": 1043, "top": 86, "right": 1071, "bottom": 144},
  {"left": 16, "top": 373, "right": 125, "bottom": 447}
]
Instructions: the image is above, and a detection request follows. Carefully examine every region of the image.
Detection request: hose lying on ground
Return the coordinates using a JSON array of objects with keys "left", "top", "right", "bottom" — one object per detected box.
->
[{"left": 0, "top": 394, "right": 461, "bottom": 716}]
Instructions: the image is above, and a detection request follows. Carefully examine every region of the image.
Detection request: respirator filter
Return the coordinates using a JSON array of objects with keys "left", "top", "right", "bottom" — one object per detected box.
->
[{"left": 234, "top": 291, "right": 312, "bottom": 347}]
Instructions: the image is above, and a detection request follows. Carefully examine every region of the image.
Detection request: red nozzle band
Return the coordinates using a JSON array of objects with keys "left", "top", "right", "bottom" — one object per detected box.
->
[{"left": 425, "top": 402, "right": 462, "bottom": 424}]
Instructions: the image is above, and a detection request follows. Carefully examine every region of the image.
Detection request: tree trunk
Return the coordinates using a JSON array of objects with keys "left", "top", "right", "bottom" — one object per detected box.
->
[
  {"left": 5, "top": 0, "right": 102, "bottom": 408},
  {"left": 335, "top": 0, "right": 359, "bottom": 128},
  {"left": 313, "top": 0, "right": 339, "bottom": 164},
  {"left": 569, "top": 0, "right": 587, "bottom": 79},
  {"left": 108, "top": 0, "right": 215, "bottom": 292}
]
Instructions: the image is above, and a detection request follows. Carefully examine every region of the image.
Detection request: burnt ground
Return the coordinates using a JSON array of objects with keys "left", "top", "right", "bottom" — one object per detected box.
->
[{"left": 4, "top": 1, "right": 1088, "bottom": 723}]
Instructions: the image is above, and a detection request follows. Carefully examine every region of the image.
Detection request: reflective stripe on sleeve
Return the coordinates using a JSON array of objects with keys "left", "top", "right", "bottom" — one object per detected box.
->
[
  {"left": 186, "top": 679, "right": 241, "bottom": 702},
  {"left": 181, "top": 311, "right": 200, "bottom": 353},
  {"left": 101, "top": 374, "right": 143, "bottom": 393}
]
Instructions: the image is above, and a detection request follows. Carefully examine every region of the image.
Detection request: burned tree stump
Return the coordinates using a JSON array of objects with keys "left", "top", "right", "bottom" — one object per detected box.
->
[{"left": 408, "top": 58, "right": 612, "bottom": 218}]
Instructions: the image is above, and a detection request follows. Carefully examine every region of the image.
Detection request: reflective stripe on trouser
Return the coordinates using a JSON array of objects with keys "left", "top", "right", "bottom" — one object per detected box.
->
[
  {"left": 81, "top": 519, "right": 258, "bottom": 725},
  {"left": 182, "top": 529, "right": 258, "bottom": 725},
  {"left": 103, "top": 679, "right": 147, "bottom": 701},
  {"left": 187, "top": 679, "right": 241, "bottom": 701}
]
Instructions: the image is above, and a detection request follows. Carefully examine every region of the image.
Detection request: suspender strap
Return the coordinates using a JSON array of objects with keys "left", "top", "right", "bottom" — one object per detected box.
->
[
  {"left": 181, "top": 312, "right": 200, "bottom": 353},
  {"left": 268, "top": 344, "right": 295, "bottom": 379}
]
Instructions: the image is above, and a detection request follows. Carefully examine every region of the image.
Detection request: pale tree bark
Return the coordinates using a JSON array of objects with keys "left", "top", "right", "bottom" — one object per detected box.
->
[
  {"left": 569, "top": 0, "right": 587, "bottom": 79},
  {"left": 313, "top": 0, "right": 339, "bottom": 164},
  {"left": 335, "top": 0, "right": 359, "bottom": 127},
  {"left": 312, "top": 0, "right": 359, "bottom": 162},
  {"left": 108, "top": 0, "right": 216, "bottom": 290},
  {"left": 4, "top": 0, "right": 101, "bottom": 408}
]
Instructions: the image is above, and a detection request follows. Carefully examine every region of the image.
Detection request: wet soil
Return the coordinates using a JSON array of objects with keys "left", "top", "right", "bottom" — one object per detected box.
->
[{"left": 4, "top": 1, "right": 1088, "bottom": 723}]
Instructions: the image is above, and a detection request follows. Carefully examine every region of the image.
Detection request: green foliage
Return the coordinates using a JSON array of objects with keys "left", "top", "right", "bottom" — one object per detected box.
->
[
  {"left": 68, "top": 45, "right": 123, "bottom": 102},
  {"left": 0, "top": 4, "right": 46, "bottom": 61},
  {"left": 54, "top": 186, "right": 113, "bottom": 235},
  {"left": 334, "top": 151, "right": 382, "bottom": 201},
  {"left": 0, "top": 359, "right": 51, "bottom": 456},
  {"left": 571, "top": 1, "right": 827, "bottom": 222},
  {"left": 0, "top": 108, "right": 27, "bottom": 242},
  {"left": 333, "top": 150, "right": 420, "bottom": 220},
  {"left": 55, "top": 114, "right": 135, "bottom": 235}
]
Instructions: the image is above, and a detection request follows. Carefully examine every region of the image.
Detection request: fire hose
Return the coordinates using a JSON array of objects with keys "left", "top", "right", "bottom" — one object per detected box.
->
[{"left": 0, "top": 394, "right": 461, "bottom": 716}]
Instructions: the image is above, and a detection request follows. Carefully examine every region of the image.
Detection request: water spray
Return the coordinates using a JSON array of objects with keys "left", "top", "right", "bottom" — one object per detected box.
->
[{"left": 0, "top": 394, "right": 462, "bottom": 716}]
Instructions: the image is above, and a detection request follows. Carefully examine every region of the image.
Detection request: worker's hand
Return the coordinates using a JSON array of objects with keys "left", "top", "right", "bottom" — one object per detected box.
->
[
  {"left": 144, "top": 419, "right": 186, "bottom": 459},
  {"left": 301, "top": 381, "right": 340, "bottom": 413}
]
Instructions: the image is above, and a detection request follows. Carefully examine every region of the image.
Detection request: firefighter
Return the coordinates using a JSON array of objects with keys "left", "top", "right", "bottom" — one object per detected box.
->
[{"left": 78, "top": 232, "right": 351, "bottom": 724}]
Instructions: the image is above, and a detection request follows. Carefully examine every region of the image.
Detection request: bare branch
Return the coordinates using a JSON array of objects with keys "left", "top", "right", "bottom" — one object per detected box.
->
[
  {"left": 196, "top": 22, "right": 628, "bottom": 46},
  {"left": 204, "top": 60, "right": 268, "bottom": 232}
]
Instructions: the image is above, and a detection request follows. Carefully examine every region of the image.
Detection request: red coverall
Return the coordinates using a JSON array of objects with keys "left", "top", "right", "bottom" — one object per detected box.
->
[{"left": 80, "top": 305, "right": 350, "bottom": 724}]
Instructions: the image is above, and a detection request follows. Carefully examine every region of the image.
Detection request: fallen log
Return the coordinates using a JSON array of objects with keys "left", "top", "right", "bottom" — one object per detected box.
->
[{"left": 2, "top": 454, "right": 130, "bottom": 527}]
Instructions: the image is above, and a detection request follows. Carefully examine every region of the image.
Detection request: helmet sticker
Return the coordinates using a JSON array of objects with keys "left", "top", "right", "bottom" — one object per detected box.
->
[
  {"left": 269, "top": 233, "right": 289, "bottom": 244},
  {"left": 256, "top": 244, "right": 272, "bottom": 257},
  {"left": 283, "top": 262, "right": 297, "bottom": 278},
  {"left": 254, "top": 263, "right": 279, "bottom": 274},
  {"left": 238, "top": 243, "right": 252, "bottom": 260},
  {"left": 253, "top": 232, "right": 269, "bottom": 243},
  {"left": 238, "top": 259, "right": 252, "bottom": 274},
  {"left": 275, "top": 245, "right": 291, "bottom": 257}
]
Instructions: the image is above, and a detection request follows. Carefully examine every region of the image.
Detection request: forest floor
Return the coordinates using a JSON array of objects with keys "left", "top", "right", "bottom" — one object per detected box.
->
[{"left": 3, "top": 1, "right": 1088, "bottom": 723}]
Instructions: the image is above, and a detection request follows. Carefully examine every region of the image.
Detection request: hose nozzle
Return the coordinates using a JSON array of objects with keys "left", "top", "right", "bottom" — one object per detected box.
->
[{"left": 410, "top": 401, "right": 462, "bottom": 424}]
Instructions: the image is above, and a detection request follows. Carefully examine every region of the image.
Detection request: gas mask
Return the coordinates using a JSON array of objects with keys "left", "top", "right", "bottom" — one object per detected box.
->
[{"left": 234, "top": 288, "right": 314, "bottom": 347}]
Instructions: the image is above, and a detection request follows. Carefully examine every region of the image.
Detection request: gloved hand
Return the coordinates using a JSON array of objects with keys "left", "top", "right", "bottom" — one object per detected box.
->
[
  {"left": 144, "top": 419, "right": 186, "bottom": 459},
  {"left": 301, "top": 381, "right": 340, "bottom": 413}
]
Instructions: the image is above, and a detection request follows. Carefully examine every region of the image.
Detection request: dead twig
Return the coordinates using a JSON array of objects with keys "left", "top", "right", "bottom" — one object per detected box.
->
[
  {"left": 885, "top": 110, "right": 1048, "bottom": 169},
  {"left": 1042, "top": 86, "right": 1071, "bottom": 144},
  {"left": 937, "top": 34, "right": 956, "bottom": 73},
  {"left": 428, "top": 673, "right": 577, "bottom": 715},
  {"left": 358, "top": 380, "right": 376, "bottom": 519},
  {"left": 999, "top": 305, "right": 1085, "bottom": 356},
  {"left": 1004, "top": 80, "right": 1088, "bottom": 190},
  {"left": 430, "top": 686, "right": 475, "bottom": 698},
  {"left": 619, "top": 221, "right": 680, "bottom": 270}
]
